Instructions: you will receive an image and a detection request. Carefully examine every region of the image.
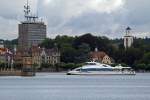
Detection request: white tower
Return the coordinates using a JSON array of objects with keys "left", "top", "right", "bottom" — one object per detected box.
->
[
  {"left": 95, "top": 47, "right": 98, "bottom": 52},
  {"left": 124, "top": 27, "right": 134, "bottom": 49},
  {"left": 0, "top": 40, "right": 4, "bottom": 48}
]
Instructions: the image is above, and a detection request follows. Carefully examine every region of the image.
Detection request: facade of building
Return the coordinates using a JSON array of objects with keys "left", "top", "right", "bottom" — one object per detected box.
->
[
  {"left": 21, "top": 49, "right": 35, "bottom": 76},
  {"left": 32, "top": 46, "right": 61, "bottom": 68},
  {"left": 14, "top": 46, "right": 60, "bottom": 68},
  {"left": 0, "top": 41, "right": 14, "bottom": 72},
  {"left": 124, "top": 27, "right": 134, "bottom": 49},
  {"left": 0, "top": 48, "right": 7, "bottom": 63},
  {"left": 0, "top": 47, "right": 13, "bottom": 67},
  {"left": 102, "top": 55, "right": 112, "bottom": 64},
  {"left": 14, "top": 1, "right": 61, "bottom": 72},
  {"left": 13, "top": 51, "right": 23, "bottom": 65},
  {"left": 90, "top": 48, "right": 113, "bottom": 64},
  {"left": 18, "top": 22, "right": 46, "bottom": 49},
  {"left": 22, "top": 56, "right": 32, "bottom": 70},
  {"left": 18, "top": 1, "right": 46, "bottom": 50}
]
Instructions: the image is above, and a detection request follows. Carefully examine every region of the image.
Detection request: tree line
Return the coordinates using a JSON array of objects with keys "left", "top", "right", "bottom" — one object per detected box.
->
[{"left": 1, "top": 33, "right": 150, "bottom": 71}]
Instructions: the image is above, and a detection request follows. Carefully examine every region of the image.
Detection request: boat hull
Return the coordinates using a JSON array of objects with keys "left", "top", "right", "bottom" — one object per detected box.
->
[{"left": 67, "top": 71, "right": 136, "bottom": 75}]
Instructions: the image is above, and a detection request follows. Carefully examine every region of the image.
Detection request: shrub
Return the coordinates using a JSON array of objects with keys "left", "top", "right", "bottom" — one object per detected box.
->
[{"left": 136, "top": 63, "right": 146, "bottom": 70}]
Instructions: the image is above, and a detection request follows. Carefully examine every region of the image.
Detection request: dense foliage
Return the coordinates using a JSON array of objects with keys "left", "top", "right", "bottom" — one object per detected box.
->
[{"left": 1, "top": 33, "right": 150, "bottom": 71}]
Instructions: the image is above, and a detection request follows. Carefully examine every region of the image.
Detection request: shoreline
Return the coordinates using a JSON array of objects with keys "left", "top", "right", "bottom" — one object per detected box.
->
[{"left": 0, "top": 71, "right": 150, "bottom": 77}]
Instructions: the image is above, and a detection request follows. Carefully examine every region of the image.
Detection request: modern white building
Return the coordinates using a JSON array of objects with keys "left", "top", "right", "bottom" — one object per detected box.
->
[{"left": 124, "top": 27, "right": 134, "bottom": 49}]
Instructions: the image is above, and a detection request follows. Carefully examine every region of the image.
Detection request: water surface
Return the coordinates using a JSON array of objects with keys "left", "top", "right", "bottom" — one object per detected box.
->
[{"left": 0, "top": 73, "right": 150, "bottom": 100}]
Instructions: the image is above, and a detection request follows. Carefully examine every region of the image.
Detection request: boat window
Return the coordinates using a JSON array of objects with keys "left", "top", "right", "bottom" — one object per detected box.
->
[
  {"left": 97, "top": 68, "right": 113, "bottom": 71},
  {"left": 86, "top": 68, "right": 97, "bottom": 71},
  {"left": 113, "top": 69, "right": 121, "bottom": 71},
  {"left": 81, "top": 68, "right": 113, "bottom": 71},
  {"left": 76, "top": 69, "right": 80, "bottom": 71},
  {"left": 74, "top": 68, "right": 80, "bottom": 71},
  {"left": 81, "top": 69, "right": 88, "bottom": 72},
  {"left": 102, "top": 65, "right": 109, "bottom": 67},
  {"left": 85, "top": 63, "right": 96, "bottom": 65},
  {"left": 76, "top": 67, "right": 114, "bottom": 71}
]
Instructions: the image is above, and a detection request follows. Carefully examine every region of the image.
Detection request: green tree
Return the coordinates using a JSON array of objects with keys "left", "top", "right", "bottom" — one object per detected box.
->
[
  {"left": 136, "top": 63, "right": 146, "bottom": 70},
  {"left": 55, "top": 35, "right": 74, "bottom": 49},
  {"left": 61, "top": 45, "right": 77, "bottom": 63},
  {"left": 75, "top": 43, "right": 90, "bottom": 63},
  {"left": 140, "top": 52, "right": 150, "bottom": 64},
  {"left": 39, "top": 38, "right": 54, "bottom": 49},
  {"left": 73, "top": 33, "right": 97, "bottom": 50}
]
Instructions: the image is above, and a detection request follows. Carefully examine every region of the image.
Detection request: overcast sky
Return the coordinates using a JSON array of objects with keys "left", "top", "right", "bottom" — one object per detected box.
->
[{"left": 0, "top": 0, "right": 150, "bottom": 40}]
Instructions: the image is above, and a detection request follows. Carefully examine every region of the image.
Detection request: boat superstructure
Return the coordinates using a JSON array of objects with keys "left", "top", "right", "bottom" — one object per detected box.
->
[{"left": 67, "top": 62, "right": 135, "bottom": 75}]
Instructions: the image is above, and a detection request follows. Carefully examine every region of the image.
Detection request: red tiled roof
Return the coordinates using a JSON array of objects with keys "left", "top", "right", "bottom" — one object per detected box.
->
[{"left": 90, "top": 51, "right": 107, "bottom": 61}]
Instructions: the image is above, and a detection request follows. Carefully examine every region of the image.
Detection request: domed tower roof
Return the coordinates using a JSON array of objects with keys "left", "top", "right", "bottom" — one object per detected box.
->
[
  {"left": 126, "top": 27, "right": 131, "bottom": 31},
  {"left": 125, "top": 26, "right": 132, "bottom": 36}
]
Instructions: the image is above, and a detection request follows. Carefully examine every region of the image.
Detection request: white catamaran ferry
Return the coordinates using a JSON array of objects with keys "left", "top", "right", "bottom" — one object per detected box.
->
[{"left": 67, "top": 62, "right": 136, "bottom": 75}]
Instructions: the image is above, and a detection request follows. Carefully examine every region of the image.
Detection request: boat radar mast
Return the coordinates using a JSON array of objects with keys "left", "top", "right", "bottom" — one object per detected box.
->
[{"left": 24, "top": 0, "right": 38, "bottom": 22}]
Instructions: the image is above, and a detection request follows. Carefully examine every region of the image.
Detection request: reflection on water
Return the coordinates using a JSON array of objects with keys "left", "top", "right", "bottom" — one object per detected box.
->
[{"left": 0, "top": 73, "right": 150, "bottom": 100}]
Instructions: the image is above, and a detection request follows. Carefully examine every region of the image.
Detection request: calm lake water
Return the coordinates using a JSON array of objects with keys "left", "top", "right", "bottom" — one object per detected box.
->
[{"left": 0, "top": 73, "right": 150, "bottom": 100}]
